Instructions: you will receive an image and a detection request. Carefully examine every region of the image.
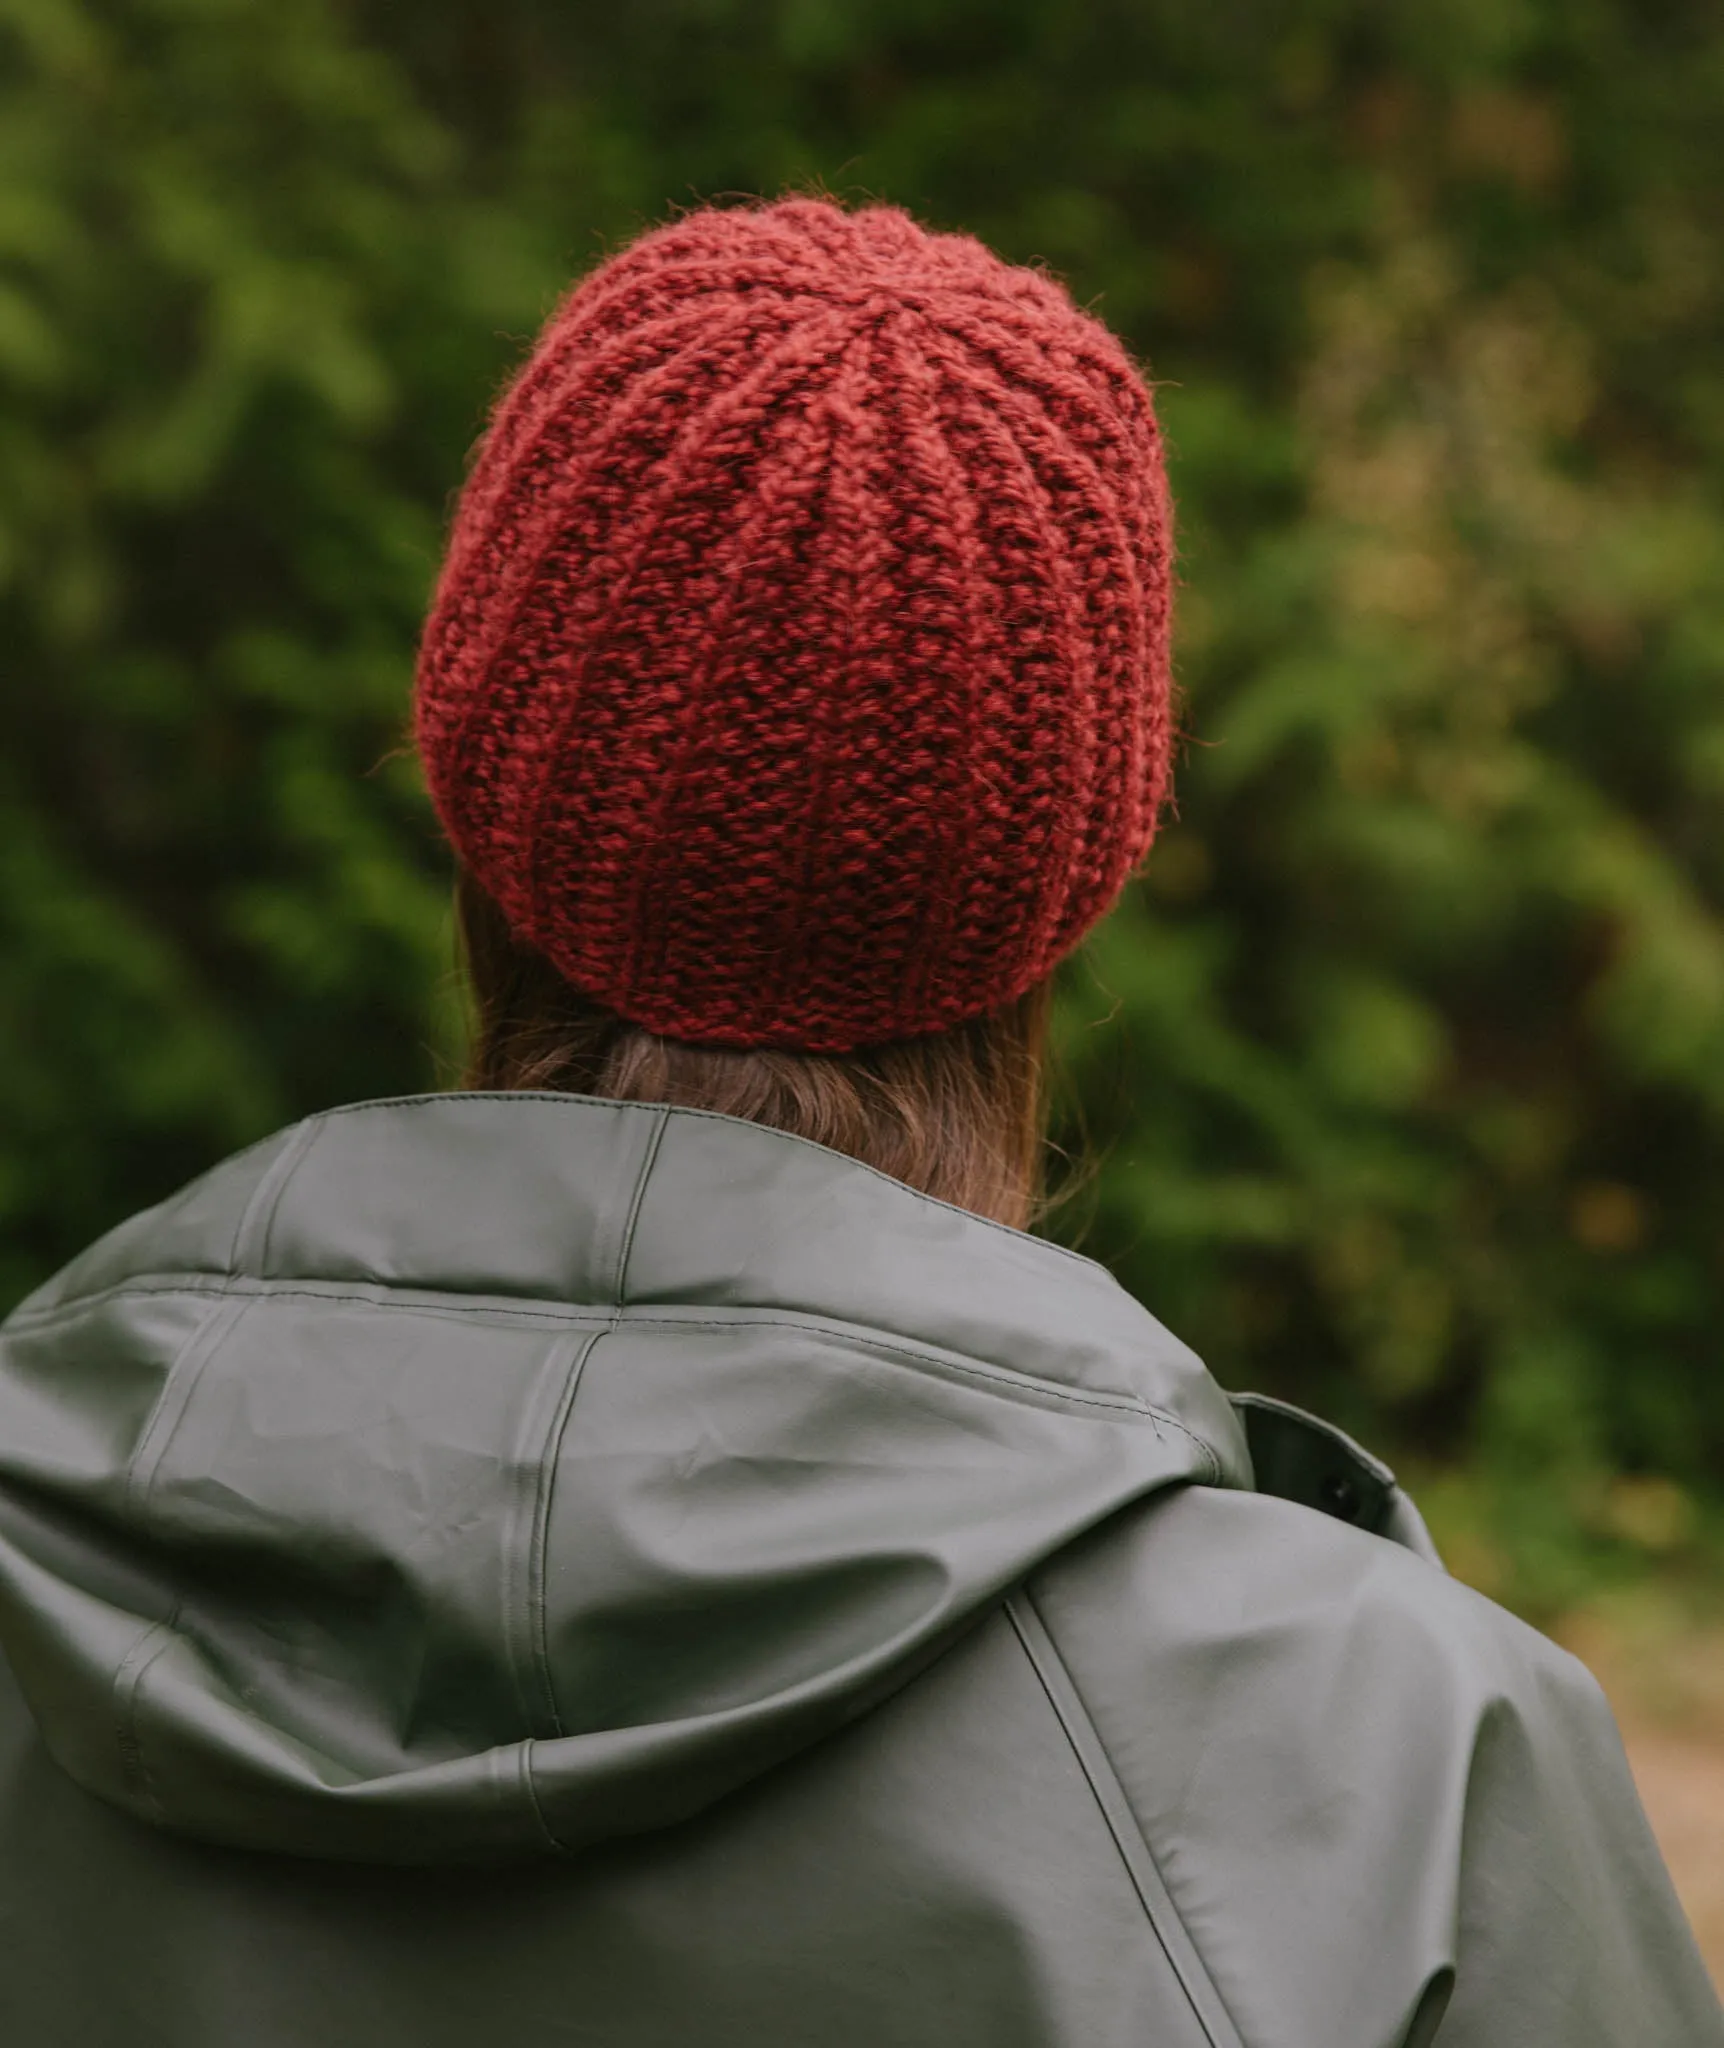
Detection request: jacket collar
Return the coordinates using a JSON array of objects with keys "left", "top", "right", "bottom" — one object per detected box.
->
[{"left": 232, "top": 1091, "right": 1254, "bottom": 1483}]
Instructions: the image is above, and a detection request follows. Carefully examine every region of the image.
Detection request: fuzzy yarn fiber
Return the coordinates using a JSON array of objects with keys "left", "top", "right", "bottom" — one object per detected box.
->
[{"left": 415, "top": 197, "right": 1174, "bottom": 1051}]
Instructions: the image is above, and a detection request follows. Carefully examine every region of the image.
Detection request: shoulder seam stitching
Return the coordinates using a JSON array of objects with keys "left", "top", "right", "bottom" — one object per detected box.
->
[{"left": 1003, "top": 1591, "right": 1247, "bottom": 2048}]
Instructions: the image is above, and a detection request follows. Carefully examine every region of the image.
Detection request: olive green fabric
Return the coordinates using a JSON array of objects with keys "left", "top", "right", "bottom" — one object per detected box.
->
[{"left": 0, "top": 1093, "right": 1716, "bottom": 2045}]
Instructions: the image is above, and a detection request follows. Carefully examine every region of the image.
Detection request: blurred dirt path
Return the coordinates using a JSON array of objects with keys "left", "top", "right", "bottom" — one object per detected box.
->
[
  {"left": 1619, "top": 1720, "right": 1724, "bottom": 1983},
  {"left": 1565, "top": 1610, "right": 1724, "bottom": 1987}
]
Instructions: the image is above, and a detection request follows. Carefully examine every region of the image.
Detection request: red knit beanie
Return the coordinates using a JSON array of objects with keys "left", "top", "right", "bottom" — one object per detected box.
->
[{"left": 415, "top": 197, "right": 1173, "bottom": 1052}]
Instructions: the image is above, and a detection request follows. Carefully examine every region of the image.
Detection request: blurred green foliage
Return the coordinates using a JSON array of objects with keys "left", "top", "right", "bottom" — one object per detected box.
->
[{"left": 5, "top": 0, "right": 1724, "bottom": 1609}]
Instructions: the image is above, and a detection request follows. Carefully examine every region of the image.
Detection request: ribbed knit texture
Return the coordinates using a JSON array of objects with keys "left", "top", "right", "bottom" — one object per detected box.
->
[{"left": 415, "top": 197, "right": 1174, "bottom": 1051}]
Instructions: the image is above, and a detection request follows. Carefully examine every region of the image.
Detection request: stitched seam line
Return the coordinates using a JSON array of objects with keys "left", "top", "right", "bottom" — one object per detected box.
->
[
  {"left": 516, "top": 1739, "right": 561, "bottom": 1854},
  {"left": 14, "top": 1282, "right": 1196, "bottom": 1436},
  {"left": 498, "top": 1326, "right": 599, "bottom": 1739},
  {"left": 120, "top": 1121, "right": 324, "bottom": 1521},
  {"left": 527, "top": 1328, "right": 602, "bottom": 1739},
  {"left": 229, "top": 1118, "right": 323, "bottom": 1276},
  {"left": 522, "top": 1119, "right": 662, "bottom": 1844},
  {"left": 18, "top": 1279, "right": 1198, "bottom": 1435},
  {"left": 5, "top": 1273, "right": 1188, "bottom": 1411},
  {"left": 627, "top": 1316, "right": 1168, "bottom": 1421},
  {"left": 249, "top": 1117, "right": 324, "bottom": 1275},
  {"left": 121, "top": 1296, "right": 253, "bottom": 1522},
  {"left": 614, "top": 1107, "right": 668, "bottom": 1304},
  {"left": 1004, "top": 1592, "right": 1246, "bottom": 2048},
  {"left": 112, "top": 1600, "right": 184, "bottom": 1819}
]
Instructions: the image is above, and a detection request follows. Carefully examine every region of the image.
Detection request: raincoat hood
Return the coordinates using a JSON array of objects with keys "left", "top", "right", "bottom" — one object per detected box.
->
[{"left": 0, "top": 1093, "right": 1249, "bottom": 1865}]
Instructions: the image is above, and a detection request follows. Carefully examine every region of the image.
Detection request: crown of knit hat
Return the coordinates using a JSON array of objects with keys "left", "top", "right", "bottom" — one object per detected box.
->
[{"left": 415, "top": 196, "right": 1174, "bottom": 1052}]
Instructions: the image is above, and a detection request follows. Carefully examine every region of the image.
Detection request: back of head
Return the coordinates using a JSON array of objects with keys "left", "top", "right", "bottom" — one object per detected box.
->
[{"left": 415, "top": 196, "right": 1174, "bottom": 1223}]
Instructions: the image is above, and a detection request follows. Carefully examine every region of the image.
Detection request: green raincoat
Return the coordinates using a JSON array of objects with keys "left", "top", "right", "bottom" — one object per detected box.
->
[{"left": 0, "top": 1093, "right": 1716, "bottom": 2045}]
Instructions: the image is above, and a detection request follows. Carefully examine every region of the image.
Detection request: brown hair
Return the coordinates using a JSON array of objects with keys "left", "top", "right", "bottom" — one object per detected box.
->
[{"left": 455, "top": 870, "right": 1055, "bottom": 1231}]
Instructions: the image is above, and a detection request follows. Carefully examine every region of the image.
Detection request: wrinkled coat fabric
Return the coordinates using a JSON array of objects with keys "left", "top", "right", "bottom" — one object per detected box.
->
[{"left": 0, "top": 1093, "right": 1715, "bottom": 2046}]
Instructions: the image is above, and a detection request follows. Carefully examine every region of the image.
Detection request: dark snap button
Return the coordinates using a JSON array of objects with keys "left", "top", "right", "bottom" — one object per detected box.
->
[{"left": 1318, "top": 1472, "right": 1362, "bottom": 1522}]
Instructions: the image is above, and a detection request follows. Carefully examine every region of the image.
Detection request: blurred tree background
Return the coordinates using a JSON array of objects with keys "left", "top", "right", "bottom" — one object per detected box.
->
[{"left": 4, "top": 0, "right": 1724, "bottom": 1612}]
